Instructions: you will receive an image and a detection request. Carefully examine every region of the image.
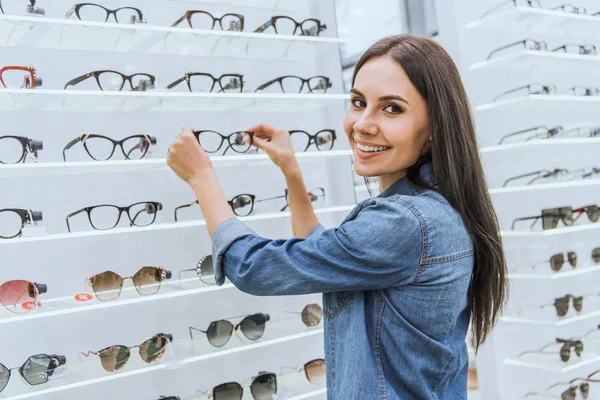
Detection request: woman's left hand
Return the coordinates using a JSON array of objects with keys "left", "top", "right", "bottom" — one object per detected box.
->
[{"left": 167, "top": 126, "right": 213, "bottom": 185}]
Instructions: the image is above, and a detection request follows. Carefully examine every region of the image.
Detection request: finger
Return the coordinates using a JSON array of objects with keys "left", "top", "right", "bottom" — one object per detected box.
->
[
  {"left": 246, "top": 123, "right": 278, "bottom": 138},
  {"left": 251, "top": 136, "right": 274, "bottom": 152}
]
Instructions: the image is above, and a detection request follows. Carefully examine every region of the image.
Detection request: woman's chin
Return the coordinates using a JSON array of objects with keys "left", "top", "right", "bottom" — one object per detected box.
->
[{"left": 353, "top": 162, "right": 380, "bottom": 178}]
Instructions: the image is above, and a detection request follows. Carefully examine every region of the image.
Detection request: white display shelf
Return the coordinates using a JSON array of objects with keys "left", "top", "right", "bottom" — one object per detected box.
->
[
  {"left": 0, "top": 89, "right": 349, "bottom": 112},
  {"left": 481, "top": 139, "right": 600, "bottom": 154},
  {"left": 501, "top": 224, "right": 600, "bottom": 238},
  {"left": 490, "top": 179, "right": 600, "bottom": 195},
  {"left": 2, "top": 328, "right": 324, "bottom": 400},
  {"left": 471, "top": 50, "right": 600, "bottom": 74},
  {"left": 0, "top": 150, "right": 353, "bottom": 178},
  {"left": 0, "top": 14, "right": 344, "bottom": 59},
  {"left": 287, "top": 388, "right": 327, "bottom": 400},
  {"left": 475, "top": 95, "right": 600, "bottom": 113},
  {"left": 501, "top": 308, "right": 600, "bottom": 327},
  {"left": 505, "top": 355, "right": 600, "bottom": 372},
  {"left": 509, "top": 264, "right": 600, "bottom": 280},
  {"left": 465, "top": 6, "right": 600, "bottom": 37},
  {"left": 157, "top": 0, "right": 315, "bottom": 12},
  {"left": 0, "top": 205, "right": 355, "bottom": 246}
]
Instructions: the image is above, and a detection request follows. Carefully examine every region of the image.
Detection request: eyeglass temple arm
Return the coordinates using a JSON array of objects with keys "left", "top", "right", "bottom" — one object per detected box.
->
[
  {"left": 62, "top": 136, "right": 83, "bottom": 161},
  {"left": 253, "top": 18, "right": 273, "bottom": 33},
  {"left": 511, "top": 215, "right": 540, "bottom": 230},
  {"left": 124, "top": 136, "right": 156, "bottom": 158},
  {"left": 178, "top": 268, "right": 197, "bottom": 283},
  {"left": 65, "top": 5, "right": 76, "bottom": 18},
  {"left": 517, "top": 303, "right": 544, "bottom": 316},
  {"left": 64, "top": 73, "right": 93, "bottom": 89},
  {"left": 80, "top": 350, "right": 98, "bottom": 358},
  {"left": 254, "top": 77, "right": 279, "bottom": 93},
  {"left": 502, "top": 170, "right": 546, "bottom": 187},
  {"left": 486, "top": 40, "right": 528, "bottom": 60},
  {"left": 66, "top": 208, "right": 87, "bottom": 232},
  {"left": 170, "top": 14, "right": 187, "bottom": 28},
  {"left": 166, "top": 76, "right": 186, "bottom": 90},
  {"left": 493, "top": 84, "right": 532, "bottom": 102},
  {"left": 188, "top": 326, "right": 206, "bottom": 340},
  {"left": 174, "top": 201, "right": 198, "bottom": 222}
]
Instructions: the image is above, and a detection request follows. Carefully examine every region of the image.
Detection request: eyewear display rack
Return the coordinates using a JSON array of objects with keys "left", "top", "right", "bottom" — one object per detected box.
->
[
  {"left": 0, "top": 0, "right": 355, "bottom": 399},
  {"left": 435, "top": 0, "right": 600, "bottom": 399}
]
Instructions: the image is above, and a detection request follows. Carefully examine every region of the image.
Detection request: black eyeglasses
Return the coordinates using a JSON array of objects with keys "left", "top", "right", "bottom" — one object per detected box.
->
[
  {"left": 481, "top": 0, "right": 541, "bottom": 19},
  {"left": 179, "top": 255, "right": 215, "bottom": 285},
  {"left": 518, "top": 338, "right": 584, "bottom": 362},
  {"left": 553, "top": 43, "right": 597, "bottom": 55},
  {"left": 0, "top": 354, "right": 66, "bottom": 392},
  {"left": 511, "top": 206, "right": 574, "bottom": 230},
  {"left": 171, "top": 10, "right": 244, "bottom": 31},
  {"left": 166, "top": 72, "right": 244, "bottom": 93},
  {"left": 254, "top": 16, "right": 327, "bottom": 36},
  {"left": 62, "top": 134, "right": 156, "bottom": 161},
  {"left": 255, "top": 75, "right": 332, "bottom": 94},
  {"left": 493, "top": 83, "right": 556, "bottom": 102},
  {"left": 498, "top": 125, "right": 563, "bottom": 144},
  {"left": 552, "top": 4, "right": 587, "bottom": 14},
  {"left": 0, "top": 0, "right": 44, "bottom": 15},
  {"left": 502, "top": 168, "right": 569, "bottom": 187},
  {"left": 64, "top": 70, "right": 155, "bottom": 91},
  {"left": 66, "top": 201, "right": 162, "bottom": 232},
  {"left": 193, "top": 130, "right": 253, "bottom": 155},
  {"left": 198, "top": 372, "right": 277, "bottom": 400},
  {"left": 486, "top": 39, "right": 548, "bottom": 60},
  {"left": 0, "top": 208, "right": 43, "bottom": 239},
  {"left": 189, "top": 313, "right": 270, "bottom": 347},
  {"left": 65, "top": 3, "right": 145, "bottom": 23},
  {"left": 0, "top": 136, "right": 42, "bottom": 164},
  {"left": 289, "top": 129, "right": 337, "bottom": 152}
]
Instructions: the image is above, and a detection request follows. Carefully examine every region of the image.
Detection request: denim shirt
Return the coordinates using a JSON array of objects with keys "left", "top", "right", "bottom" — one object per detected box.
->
[{"left": 212, "top": 163, "right": 474, "bottom": 400}]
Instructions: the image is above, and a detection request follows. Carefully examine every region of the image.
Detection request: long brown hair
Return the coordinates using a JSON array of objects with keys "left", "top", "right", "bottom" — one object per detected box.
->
[{"left": 353, "top": 35, "right": 507, "bottom": 350}]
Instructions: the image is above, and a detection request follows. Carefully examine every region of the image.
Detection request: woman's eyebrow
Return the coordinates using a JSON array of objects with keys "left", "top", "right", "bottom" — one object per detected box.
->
[{"left": 350, "top": 88, "right": 409, "bottom": 105}]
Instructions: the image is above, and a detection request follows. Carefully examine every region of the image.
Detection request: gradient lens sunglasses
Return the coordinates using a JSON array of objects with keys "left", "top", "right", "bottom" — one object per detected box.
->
[
  {"left": 189, "top": 313, "right": 270, "bottom": 347},
  {"left": 88, "top": 266, "right": 172, "bottom": 301}
]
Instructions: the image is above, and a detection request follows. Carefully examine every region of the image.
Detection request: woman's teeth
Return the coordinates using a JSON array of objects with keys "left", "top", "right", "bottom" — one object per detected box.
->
[{"left": 356, "top": 143, "right": 391, "bottom": 152}]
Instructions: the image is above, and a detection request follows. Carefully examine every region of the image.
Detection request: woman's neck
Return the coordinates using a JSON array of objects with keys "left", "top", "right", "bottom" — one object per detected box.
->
[{"left": 378, "top": 170, "right": 407, "bottom": 193}]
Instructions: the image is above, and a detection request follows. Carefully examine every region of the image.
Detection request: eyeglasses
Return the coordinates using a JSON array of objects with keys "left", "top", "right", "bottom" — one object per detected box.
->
[
  {"left": 254, "top": 16, "right": 327, "bottom": 36},
  {"left": 289, "top": 129, "right": 337, "bottom": 152},
  {"left": 198, "top": 371, "right": 277, "bottom": 400},
  {"left": 281, "top": 359, "right": 326, "bottom": 385},
  {"left": 0, "top": 354, "right": 65, "bottom": 392},
  {"left": 498, "top": 125, "right": 563, "bottom": 145},
  {"left": 525, "top": 378, "right": 592, "bottom": 399},
  {"left": 65, "top": 3, "right": 145, "bottom": 24},
  {"left": 486, "top": 39, "right": 548, "bottom": 60},
  {"left": 285, "top": 303, "right": 323, "bottom": 327},
  {"left": 66, "top": 201, "right": 162, "bottom": 232},
  {"left": 573, "top": 205, "right": 600, "bottom": 223},
  {"left": 192, "top": 130, "right": 253, "bottom": 155},
  {"left": 64, "top": 70, "right": 155, "bottom": 91},
  {"left": 166, "top": 72, "right": 244, "bottom": 93},
  {"left": 528, "top": 251, "right": 578, "bottom": 272},
  {"left": 189, "top": 313, "right": 270, "bottom": 347},
  {"left": 564, "top": 126, "right": 600, "bottom": 138},
  {"left": 502, "top": 168, "right": 569, "bottom": 187},
  {"left": 481, "top": 0, "right": 542, "bottom": 19},
  {"left": 255, "top": 75, "right": 332, "bottom": 94},
  {"left": 553, "top": 43, "right": 597, "bottom": 55},
  {"left": 0, "top": 136, "right": 43, "bottom": 164},
  {"left": 88, "top": 267, "right": 172, "bottom": 301},
  {"left": 518, "top": 295, "right": 584, "bottom": 318},
  {"left": 493, "top": 83, "right": 556, "bottom": 102},
  {"left": 62, "top": 134, "right": 156, "bottom": 161},
  {"left": 171, "top": 10, "right": 244, "bottom": 31},
  {"left": 0, "top": 208, "right": 43, "bottom": 239},
  {"left": 179, "top": 255, "right": 215, "bottom": 285},
  {"left": 0, "top": 0, "right": 44, "bottom": 15},
  {"left": 566, "top": 86, "right": 600, "bottom": 96},
  {"left": 0, "top": 280, "right": 46, "bottom": 314},
  {"left": 518, "top": 338, "right": 584, "bottom": 362},
  {"left": 511, "top": 206, "right": 573, "bottom": 230},
  {"left": 552, "top": 4, "right": 587, "bottom": 14},
  {"left": 81, "top": 333, "right": 172, "bottom": 372},
  {"left": 0, "top": 66, "right": 42, "bottom": 89}
]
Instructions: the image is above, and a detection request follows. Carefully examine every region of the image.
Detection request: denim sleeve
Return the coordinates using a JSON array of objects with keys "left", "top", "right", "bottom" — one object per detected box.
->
[{"left": 211, "top": 198, "right": 423, "bottom": 295}]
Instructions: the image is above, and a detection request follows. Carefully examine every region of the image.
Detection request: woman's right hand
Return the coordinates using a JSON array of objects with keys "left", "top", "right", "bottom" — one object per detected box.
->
[{"left": 247, "top": 123, "right": 299, "bottom": 173}]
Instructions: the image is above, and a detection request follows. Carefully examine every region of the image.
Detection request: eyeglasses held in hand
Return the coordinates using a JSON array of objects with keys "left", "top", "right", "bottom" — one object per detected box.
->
[
  {"left": 0, "top": 66, "right": 42, "bottom": 89},
  {"left": 198, "top": 371, "right": 277, "bottom": 400},
  {"left": 179, "top": 255, "right": 215, "bottom": 285},
  {"left": 189, "top": 313, "right": 270, "bottom": 347},
  {"left": 284, "top": 303, "right": 323, "bottom": 327},
  {"left": 0, "top": 136, "right": 43, "bottom": 164},
  {"left": 0, "top": 208, "right": 43, "bottom": 239},
  {"left": 171, "top": 10, "right": 244, "bottom": 31},
  {"left": 493, "top": 83, "right": 556, "bottom": 102},
  {"left": 518, "top": 338, "right": 584, "bottom": 363},
  {"left": 0, "top": 280, "right": 46, "bottom": 314},
  {"left": 519, "top": 294, "right": 583, "bottom": 317},
  {"left": 255, "top": 75, "right": 332, "bottom": 94},
  {"left": 64, "top": 70, "right": 155, "bottom": 91},
  {"left": 502, "top": 168, "right": 570, "bottom": 187},
  {"left": 0, "top": 354, "right": 65, "bottom": 392},
  {"left": 0, "top": 0, "right": 44, "bottom": 15},
  {"left": 62, "top": 134, "right": 156, "bottom": 161},
  {"left": 166, "top": 72, "right": 244, "bottom": 93},
  {"left": 289, "top": 129, "right": 336, "bottom": 152},
  {"left": 65, "top": 3, "right": 145, "bottom": 24},
  {"left": 281, "top": 359, "right": 326, "bottom": 385},
  {"left": 254, "top": 16, "right": 326, "bottom": 36},
  {"left": 66, "top": 201, "right": 162, "bottom": 232},
  {"left": 480, "top": 0, "right": 541, "bottom": 19},
  {"left": 553, "top": 43, "right": 597, "bottom": 55},
  {"left": 511, "top": 206, "right": 574, "bottom": 230},
  {"left": 82, "top": 333, "right": 172, "bottom": 372},
  {"left": 88, "top": 266, "right": 172, "bottom": 301},
  {"left": 486, "top": 39, "right": 548, "bottom": 60},
  {"left": 193, "top": 130, "right": 253, "bottom": 155},
  {"left": 498, "top": 125, "right": 563, "bottom": 145}
]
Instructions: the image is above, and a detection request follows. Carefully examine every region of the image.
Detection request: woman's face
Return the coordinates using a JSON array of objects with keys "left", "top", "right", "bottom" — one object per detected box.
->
[{"left": 343, "top": 56, "right": 430, "bottom": 188}]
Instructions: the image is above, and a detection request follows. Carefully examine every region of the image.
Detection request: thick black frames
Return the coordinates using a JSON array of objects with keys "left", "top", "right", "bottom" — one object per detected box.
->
[
  {"left": 255, "top": 75, "right": 332, "bottom": 94},
  {"left": 289, "top": 129, "right": 337, "bottom": 152},
  {"left": 0, "top": 354, "right": 66, "bottom": 392},
  {"left": 193, "top": 130, "right": 254, "bottom": 155},
  {"left": 62, "top": 134, "right": 157, "bottom": 161},
  {"left": 65, "top": 3, "right": 145, "bottom": 24},
  {"left": 64, "top": 70, "right": 155, "bottom": 91},
  {"left": 166, "top": 72, "right": 244, "bottom": 93},
  {"left": 0, "top": 136, "right": 43, "bottom": 164},
  {"left": 511, "top": 207, "right": 573, "bottom": 230},
  {"left": 65, "top": 202, "right": 162, "bottom": 232},
  {"left": 254, "top": 16, "right": 326, "bottom": 36},
  {"left": 0, "top": 208, "right": 43, "bottom": 239}
]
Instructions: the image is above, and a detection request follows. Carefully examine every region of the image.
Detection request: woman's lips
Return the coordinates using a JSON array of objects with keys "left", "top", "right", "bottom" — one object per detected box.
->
[{"left": 354, "top": 146, "right": 391, "bottom": 160}]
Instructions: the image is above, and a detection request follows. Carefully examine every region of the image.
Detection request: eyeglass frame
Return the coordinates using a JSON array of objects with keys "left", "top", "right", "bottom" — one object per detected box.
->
[
  {"left": 552, "top": 43, "right": 597, "bottom": 55},
  {"left": 62, "top": 134, "right": 157, "bottom": 162},
  {"left": 0, "top": 66, "right": 41, "bottom": 89},
  {"left": 254, "top": 75, "right": 332, "bottom": 94},
  {"left": 87, "top": 266, "right": 172, "bottom": 301},
  {"left": 518, "top": 294, "right": 583, "bottom": 317},
  {"left": 197, "top": 371, "right": 277, "bottom": 400},
  {"left": 517, "top": 338, "right": 584, "bottom": 362},
  {"left": 171, "top": 10, "right": 244, "bottom": 30},
  {"left": 64, "top": 70, "right": 155, "bottom": 91},
  {"left": 0, "top": 0, "right": 44, "bottom": 15},
  {"left": 289, "top": 129, "right": 337, "bottom": 152},
  {"left": 0, "top": 354, "right": 66, "bottom": 392},
  {"left": 178, "top": 255, "right": 215, "bottom": 285},
  {"left": 166, "top": 72, "right": 244, "bottom": 93},
  {"left": 486, "top": 39, "right": 548, "bottom": 60},
  {"left": 0, "top": 136, "right": 43, "bottom": 164},
  {"left": 493, "top": 83, "right": 556, "bottom": 102},
  {"left": 66, "top": 201, "right": 163, "bottom": 232},
  {"left": 0, "top": 208, "right": 43, "bottom": 239},
  {"left": 511, "top": 206, "right": 573, "bottom": 230},
  {"left": 65, "top": 3, "right": 145, "bottom": 24},
  {"left": 480, "top": 0, "right": 541, "bottom": 19},
  {"left": 188, "top": 313, "right": 271, "bottom": 344},
  {"left": 502, "top": 168, "right": 569, "bottom": 187},
  {"left": 254, "top": 16, "right": 327, "bottom": 36},
  {"left": 498, "top": 125, "right": 563, "bottom": 145},
  {"left": 551, "top": 4, "right": 587, "bottom": 14}
]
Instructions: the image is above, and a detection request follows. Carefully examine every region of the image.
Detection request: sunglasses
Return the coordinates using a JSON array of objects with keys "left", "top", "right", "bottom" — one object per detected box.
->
[
  {"left": 0, "top": 208, "right": 43, "bottom": 239},
  {"left": 88, "top": 267, "right": 172, "bottom": 301},
  {"left": 179, "top": 255, "right": 215, "bottom": 285},
  {"left": 192, "top": 130, "right": 254, "bottom": 155},
  {"left": 518, "top": 338, "right": 584, "bottom": 363},
  {"left": 0, "top": 136, "right": 43, "bottom": 164},
  {"left": 561, "top": 383, "right": 590, "bottom": 400},
  {"left": 0, "top": 0, "right": 44, "bottom": 15},
  {"left": 66, "top": 201, "right": 163, "bottom": 232},
  {"left": 254, "top": 75, "right": 332, "bottom": 94},
  {"left": 530, "top": 252, "right": 578, "bottom": 272},
  {"left": 62, "top": 134, "right": 157, "bottom": 162},
  {"left": 166, "top": 73, "right": 244, "bottom": 93},
  {"left": 487, "top": 38, "right": 548, "bottom": 60},
  {"left": 64, "top": 70, "right": 155, "bottom": 91},
  {"left": 254, "top": 16, "right": 327, "bottom": 36},
  {"left": 498, "top": 125, "right": 563, "bottom": 145},
  {"left": 0, "top": 280, "right": 46, "bottom": 314},
  {"left": 171, "top": 10, "right": 244, "bottom": 31},
  {"left": 494, "top": 83, "right": 556, "bottom": 102},
  {"left": 189, "top": 313, "right": 270, "bottom": 347},
  {"left": 281, "top": 359, "right": 326, "bottom": 385},
  {"left": 65, "top": 3, "right": 145, "bottom": 24},
  {"left": 0, "top": 65, "right": 42, "bottom": 89},
  {"left": 289, "top": 129, "right": 337, "bottom": 152},
  {"left": 82, "top": 333, "right": 172, "bottom": 372},
  {"left": 199, "top": 371, "right": 277, "bottom": 400},
  {"left": 502, "top": 168, "right": 569, "bottom": 187},
  {"left": 285, "top": 303, "right": 323, "bottom": 327},
  {"left": 573, "top": 205, "right": 600, "bottom": 223},
  {"left": 518, "top": 294, "right": 583, "bottom": 317},
  {"left": 0, "top": 354, "right": 66, "bottom": 392},
  {"left": 511, "top": 206, "right": 573, "bottom": 230}
]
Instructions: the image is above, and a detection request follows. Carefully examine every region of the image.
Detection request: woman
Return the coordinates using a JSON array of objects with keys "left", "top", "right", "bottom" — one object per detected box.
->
[{"left": 167, "top": 35, "right": 507, "bottom": 399}]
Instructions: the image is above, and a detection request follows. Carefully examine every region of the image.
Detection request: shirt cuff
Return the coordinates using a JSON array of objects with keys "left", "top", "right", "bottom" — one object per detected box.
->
[
  {"left": 306, "top": 223, "right": 325, "bottom": 239},
  {"left": 211, "top": 218, "right": 257, "bottom": 286}
]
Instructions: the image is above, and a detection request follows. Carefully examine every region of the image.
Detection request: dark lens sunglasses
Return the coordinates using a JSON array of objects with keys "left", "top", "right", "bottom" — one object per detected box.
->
[{"left": 188, "top": 313, "right": 270, "bottom": 347}]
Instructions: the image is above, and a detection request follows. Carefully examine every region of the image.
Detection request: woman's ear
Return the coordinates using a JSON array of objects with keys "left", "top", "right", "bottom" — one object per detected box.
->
[{"left": 419, "top": 136, "right": 432, "bottom": 156}]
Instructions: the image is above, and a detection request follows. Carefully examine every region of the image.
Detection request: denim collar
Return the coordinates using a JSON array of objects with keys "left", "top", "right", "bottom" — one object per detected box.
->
[{"left": 378, "top": 162, "right": 438, "bottom": 198}]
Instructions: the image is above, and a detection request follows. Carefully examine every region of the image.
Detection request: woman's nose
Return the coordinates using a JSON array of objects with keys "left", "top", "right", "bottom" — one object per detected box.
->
[{"left": 353, "top": 114, "right": 378, "bottom": 136}]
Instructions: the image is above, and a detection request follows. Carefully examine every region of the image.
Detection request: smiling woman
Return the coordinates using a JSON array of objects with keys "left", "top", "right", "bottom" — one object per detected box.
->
[{"left": 167, "top": 35, "right": 507, "bottom": 400}]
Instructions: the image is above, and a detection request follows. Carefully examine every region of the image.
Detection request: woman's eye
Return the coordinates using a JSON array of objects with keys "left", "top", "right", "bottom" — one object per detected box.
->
[
  {"left": 384, "top": 104, "right": 402, "bottom": 114},
  {"left": 351, "top": 98, "right": 365, "bottom": 108}
]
